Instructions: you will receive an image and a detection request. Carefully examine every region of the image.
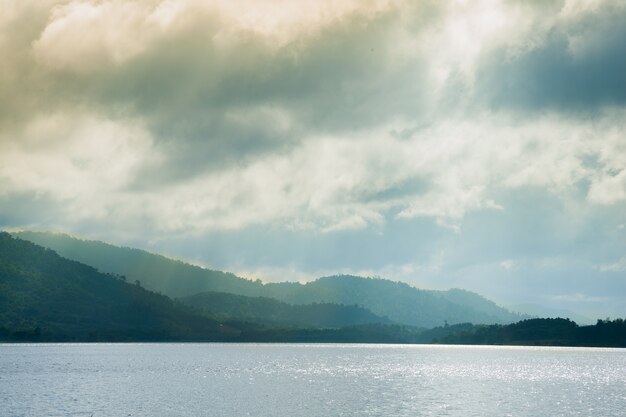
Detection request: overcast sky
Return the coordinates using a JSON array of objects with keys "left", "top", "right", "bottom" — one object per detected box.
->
[{"left": 1, "top": 0, "right": 624, "bottom": 317}]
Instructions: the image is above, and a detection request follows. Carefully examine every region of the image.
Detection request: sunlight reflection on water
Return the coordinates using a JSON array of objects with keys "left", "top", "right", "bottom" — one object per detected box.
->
[{"left": 1, "top": 343, "right": 625, "bottom": 416}]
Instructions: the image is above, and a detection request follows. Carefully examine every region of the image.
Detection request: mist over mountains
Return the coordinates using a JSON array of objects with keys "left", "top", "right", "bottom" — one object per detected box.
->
[
  {"left": 0, "top": 232, "right": 231, "bottom": 341},
  {"left": 2, "top": 231, "right": 624, "bottom": 346},
  {"left": 14, "top": 231, "right": 525, "bottom": 328},
  {"left": 1, "top": 0, "right": 624, "bottom": 333}
]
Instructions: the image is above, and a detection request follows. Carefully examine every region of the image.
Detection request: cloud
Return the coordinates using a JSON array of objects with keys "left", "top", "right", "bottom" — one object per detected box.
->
[
  {"left": 2, "top": 0, "right": 440, "bottom": 186},
  {"left": 0, "top": 0, "right": 625, "bottom": 315},
  {"left": 588, "top": 169, "right": 626, "bottom": 205},
  {"left": 500, "top": 260, "right": 516, "bottom": 270},
  {"left": 599, "top": 257, "right": 626, "bottom": 273},
  {"left": 476, "top": 1, "right": 626, "bottom": 111},
  {"left": 1, "top": 109, "right": 624, "bottom": 237},
  {"left": 32, "top": 1, "right": 161, "bottom": 72},
  {"left": 551, "top": 293, "right": 609, "bottom": 303},
  {"left": 2, "top": 0, "right": 624, "bottom": 232},
  {"left": 0, "top": 111, "right": 155, "bottom": 227}
]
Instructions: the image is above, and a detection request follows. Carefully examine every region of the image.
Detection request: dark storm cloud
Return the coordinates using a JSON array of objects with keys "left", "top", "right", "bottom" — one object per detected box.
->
[
  {"left": 478, "top": 3, "right": 626, "bottom": 111},
  {"left": 1, "top": 1, "right": 437, "bottom": 186},
  {"left": 116, "top": 7, "right": 425, "bottom": 183}
]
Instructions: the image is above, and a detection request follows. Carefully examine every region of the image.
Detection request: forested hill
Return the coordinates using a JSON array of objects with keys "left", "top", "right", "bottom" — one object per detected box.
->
[
  {"left": 2, "top": 232, "right": 624, "bottom": 346},
  {"left": 179, "top": 291, "right": 392, "bottom": 328},
  {"left": 14, "top": 230, "right": 263, "bottom": 297},
  {"left": 14, "top": 231, "right": 525, "bottom": 329},
  {"left": 0, "top": 232, "right": 418, "bottom": 342},
  {"left": 0, "top": 232, "right": 239, "bottom": 342},
  {"left": 261, "top": 276, "right": 525, "bottom": 328},
  {"left": 431, "top": 318, "right": 626, "bottom": 347}
]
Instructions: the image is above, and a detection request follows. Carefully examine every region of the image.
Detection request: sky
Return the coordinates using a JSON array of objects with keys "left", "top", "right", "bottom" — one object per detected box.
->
[{"left": 0, "top": 0, "right": 625, "bottom": 318}]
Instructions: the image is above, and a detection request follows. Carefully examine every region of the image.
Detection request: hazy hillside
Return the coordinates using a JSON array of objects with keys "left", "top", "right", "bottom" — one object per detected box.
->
[
  {"left": 0, "top": 232, "right": 427, "bottom": 343},
  {"left": 0, "top": 233, "right": 238, "bottom": 341},
  {"left": 436, "top": 288, "right": 520, "bottom": 320},
  {"left": 15, "top": 231, "right": 524, "bottom": 329},
  {"left": 180, "top": 291, "right": 392, "bottom": 328},
  {"left": 3, "top": 232, "right": 622, "bottom": 346},
  {"left": 262, "top": 276, "right": 525, "bottom": 328},
  {"left": 14, "top": 231, "right": 263, "bottom": 298}
]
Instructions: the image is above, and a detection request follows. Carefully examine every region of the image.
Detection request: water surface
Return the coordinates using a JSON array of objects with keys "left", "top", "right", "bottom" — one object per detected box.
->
[{"left": 1, "top": 343, "right": 625, "bottom": 416}]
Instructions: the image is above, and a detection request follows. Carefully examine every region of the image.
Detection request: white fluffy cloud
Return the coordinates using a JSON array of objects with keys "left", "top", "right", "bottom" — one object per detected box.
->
[
  {"left": 2, "top": 0, "right": 624, "bottom": 231},
  {"left": 0, "top": 112, "right": 155, "bottom": 223},
  {"left": 1, "top": 0, "right": 625, "bottom": 315}
]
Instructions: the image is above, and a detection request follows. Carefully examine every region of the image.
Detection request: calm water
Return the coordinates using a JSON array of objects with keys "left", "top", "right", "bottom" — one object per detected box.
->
[{"left": 1, "top": 343, "right": 625, "bottom": 417}]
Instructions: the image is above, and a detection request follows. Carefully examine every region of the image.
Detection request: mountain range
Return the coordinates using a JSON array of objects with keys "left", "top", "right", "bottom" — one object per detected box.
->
[
  {"left": 1, "top": 232, "right": 409, "bottom": 342},
  {"left": 14, "top": 231, "right": 525, "bottom": 328},
  {"left": 0, "top": 232, "right": 450, "bottom": 343},
  {"left": 0, "top": 232, "right": 233, "bottom": 341},
  {"left": 3, "top": 231, "right": 623, "bottom": 346}
]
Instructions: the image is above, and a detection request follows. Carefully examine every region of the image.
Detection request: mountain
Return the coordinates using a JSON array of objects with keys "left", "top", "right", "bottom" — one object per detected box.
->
[
  {"left": 0, "top": 232, "right": 433, "bottom": 343},
  {"left": 261, "top": 276, "right": 525, "bottom": 328},
  {"left": 14, "top": 231, "right": 525, "bottom": 328},
  {"left": 437, "top": 288, "right": 516, "bottom": 319},
  {"left": 3, "top": 232, "right": 623, "bottom": 346},
  {"left": 14, "top": 230, "right": 263, "bottom": 297},
  {"left": 8, "top": 231, "right": 619, "bottom": 346},
  {"left": 0, "top": 232, "right": 239, "bottom": 342},
  {"left": 179, "top": 291, "right": 392, "bottom": 328},
  {"left": 0, "top": 232, "right": 431, "bottom": 343}
]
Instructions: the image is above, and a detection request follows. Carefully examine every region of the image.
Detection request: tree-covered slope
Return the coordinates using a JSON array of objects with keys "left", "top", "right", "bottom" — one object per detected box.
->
[
  {"left": 0, "top": 233, "right": 239, "bottom": 341},
  {"left": 179, "top": 291, "right": 392, "bottom": 328},
  {"left": 14, "top": 231, "right": 263, "bottom": 298},
  {"left": 8, "top": 232, "right": 619, "bottom": 346},
  {"left": 262, "top": 276, "right": 525, "bottom": 328},
  {"left": 436, "top": 288, "right": 519, "bottom": 320},
  {"left": 14, "top": 231, "right": 524, "bottom": 329},
  {"left": 433, "top": 318, "right": 626, "bottom": 347}
]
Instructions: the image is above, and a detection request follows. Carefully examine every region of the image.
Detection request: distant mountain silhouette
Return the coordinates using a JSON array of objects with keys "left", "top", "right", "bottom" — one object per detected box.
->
[
  {"left": 15, "top": 231, "right": 526, "bottom": 328},
  {"left": 261, "top": 275, "right": 526, "bottom": 328},
  {"left": 14, "top": 230, "right": 263, "bottom": 297}
]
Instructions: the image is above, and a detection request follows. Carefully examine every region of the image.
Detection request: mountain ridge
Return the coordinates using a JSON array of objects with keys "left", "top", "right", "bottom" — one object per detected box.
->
[
  {"left": 2, "top": 231, "right": 623, "bottom": 347},
  {"left": 14, "top": 230, "right": 526, "bottom": 328},
  {"left": 0, "top": 232, "right": 237, "bottom": 341},
  {"left": 179, "top": 291, "right": 393, "bottom": 328}
]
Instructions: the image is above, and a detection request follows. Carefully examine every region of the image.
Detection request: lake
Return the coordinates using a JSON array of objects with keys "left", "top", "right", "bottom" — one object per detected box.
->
[{"left": 1, "top": 343, "right": 625, "bottom": 416}]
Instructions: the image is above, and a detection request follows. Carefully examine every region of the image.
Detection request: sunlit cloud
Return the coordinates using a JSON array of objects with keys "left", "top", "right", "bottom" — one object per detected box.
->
[{"left": 0, "top": 0, "right": 624, "bottom": 316}]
